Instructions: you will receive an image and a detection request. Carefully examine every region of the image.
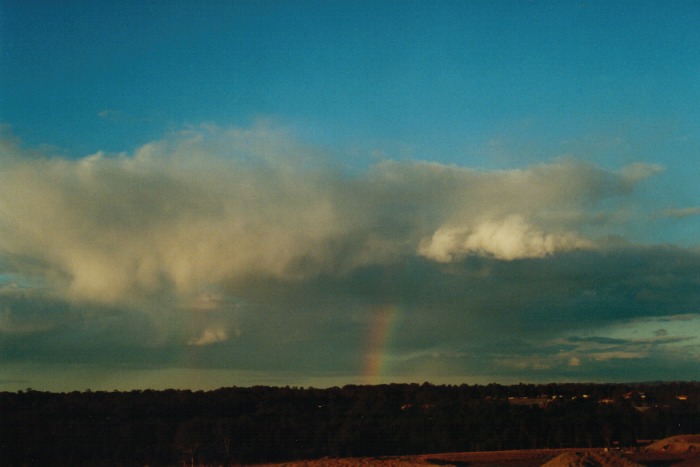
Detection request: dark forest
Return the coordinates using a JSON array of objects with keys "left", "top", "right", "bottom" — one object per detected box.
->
[{"left": 2, "top": 382, "right": 699, "bottom": 466}]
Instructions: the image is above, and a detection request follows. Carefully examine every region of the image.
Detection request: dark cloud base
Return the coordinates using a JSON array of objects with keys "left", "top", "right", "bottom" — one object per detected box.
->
[{"left": 2, "top": 245, "right": 698, "bottom": 388}]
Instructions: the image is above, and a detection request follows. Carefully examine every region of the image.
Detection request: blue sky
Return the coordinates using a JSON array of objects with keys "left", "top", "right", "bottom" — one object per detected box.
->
[{"left": 1, "top": 1, "right": 699, "bottom": 391}]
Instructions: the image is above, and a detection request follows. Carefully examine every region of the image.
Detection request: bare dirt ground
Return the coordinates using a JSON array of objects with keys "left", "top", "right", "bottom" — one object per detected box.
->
[{"left": 257, "top": 435, "right": 700, "bottom": 466}]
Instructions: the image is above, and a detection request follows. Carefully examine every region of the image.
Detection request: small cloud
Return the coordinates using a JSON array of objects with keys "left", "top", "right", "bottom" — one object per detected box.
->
[
  {"left": 660, "top": 207, "right": 700, "bottom": 219},
  {"left": 97, "top": 109, "right": 117, "bottom": 119},
  {"left": 568, "top": 357, "right": 582, "bottom": 367},
  {"left": 655, "top": 313, "right": 700, "bottom": 322},
  {"left": 591, "top": 351, "right": 647, "bottom": 361},
  {"left": 567, "top": 336, "right": 627, "bottom": 345},
  {"left": 621, "top": 162, "right": 664, "bottom": 182},
  {"left": 188, "top": 327, "right": 228, "bottom": 346},
  {"left": 189, "top": 292, "right": 225, "bottom": 312}
]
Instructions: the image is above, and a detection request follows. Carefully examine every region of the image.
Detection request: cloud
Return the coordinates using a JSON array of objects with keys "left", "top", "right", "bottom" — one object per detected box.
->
[
  {"left": 0, "top": 127, "right": 680, "bottom": 319},
  {"left": 6, "top": 127, "right": 668, "bottom": 310},
  {"left": 0, "top": 308, "right": 53, "bottom": 335},
  {"left": 1, "top": 128, "right": 350, "bottom": 305},
  {"left": 97, "top": 109, "right": 120, "bottom": 119},
  {"left": 188, "top": 327, "right": 229, "bottom": 346},
  {"left": 661, "top": 207, "right": 700, "bottom": 219},
  {"left": 417, "top": 215, "right": 592, "bottom": 261},
  {"left": 0, "top": 127, "right": 661, "bottom": 308},
  {"left": 1, "top": 124, "right": 698, "bottom": 386},
  {"left": 453, "top": 315, "right": 700, "bottom": 382},
  {"left": 620, "top": 162, "right": 664, "bottom": 183}
]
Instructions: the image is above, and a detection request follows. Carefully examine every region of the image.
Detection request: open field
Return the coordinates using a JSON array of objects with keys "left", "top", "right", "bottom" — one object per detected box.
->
[
  {"left": 259, "top": 449, "right": 700, "bottom": 467},
  {"left": 259, "top": 435, "right": 700, "bottom": 466}
]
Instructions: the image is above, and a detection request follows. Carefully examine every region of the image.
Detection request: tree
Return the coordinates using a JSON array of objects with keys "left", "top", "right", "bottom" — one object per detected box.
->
[{"left": 174, "top": 417, "right": 208, "bottom": 467}]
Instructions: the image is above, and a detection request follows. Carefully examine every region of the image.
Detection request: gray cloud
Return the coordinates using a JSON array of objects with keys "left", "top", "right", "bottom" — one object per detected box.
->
[
  {"left": 1, "top": 125, "right": 697, "bottom": 386},
  {"left": 661, "top": 206, "right": 700, "bottom": 219}
]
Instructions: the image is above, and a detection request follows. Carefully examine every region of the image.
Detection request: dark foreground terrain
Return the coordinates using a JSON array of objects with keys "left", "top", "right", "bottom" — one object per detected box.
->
[
  {"left": 2, "top": 382, "right": 699, "bottom": 466},
  {"left": 260, "top": 436, "right": 700, "bottom": 466}
]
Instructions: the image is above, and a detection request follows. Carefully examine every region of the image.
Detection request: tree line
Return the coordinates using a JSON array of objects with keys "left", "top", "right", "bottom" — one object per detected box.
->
[{"left": 2, "top": 381, "right": 699, "bottom": 466}]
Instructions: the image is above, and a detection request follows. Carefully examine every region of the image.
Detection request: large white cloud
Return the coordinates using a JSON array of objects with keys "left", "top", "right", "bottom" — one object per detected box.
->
[{"left": 0, "top": 125, "right": 661, "bottom": 310}]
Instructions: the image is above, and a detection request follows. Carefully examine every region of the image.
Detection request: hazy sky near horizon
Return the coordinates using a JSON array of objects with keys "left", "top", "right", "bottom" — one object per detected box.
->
[{"left": 1, "top": 0, "right": 699, "bottom": 391}]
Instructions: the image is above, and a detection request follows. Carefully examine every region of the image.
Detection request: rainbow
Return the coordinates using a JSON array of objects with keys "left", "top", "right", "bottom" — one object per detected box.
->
[{"left": 362, "top": 304, "right": 400, "bottom": 385}]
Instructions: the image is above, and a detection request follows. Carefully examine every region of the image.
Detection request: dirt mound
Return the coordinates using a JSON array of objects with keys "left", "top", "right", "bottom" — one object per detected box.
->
[
  {"left": 644, "top": 434, "right": 700, "bottom": 454},
  {"left": 541, "top": 450, "right": 642, "bottom": 467}
]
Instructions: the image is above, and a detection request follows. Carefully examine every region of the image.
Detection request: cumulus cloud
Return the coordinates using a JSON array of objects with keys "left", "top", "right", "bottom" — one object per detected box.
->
[
  {"left": 417, "top": 215, "right": 592, "bottom": 261},
  {"left": 3, "top": 124, "right": 697, "bottom": 386},
  {"left": 1, "top": 128, "right": 351, "bottom": 305},
  {"left": 0, "top": 126, "right": 661, "bottom": 311}
]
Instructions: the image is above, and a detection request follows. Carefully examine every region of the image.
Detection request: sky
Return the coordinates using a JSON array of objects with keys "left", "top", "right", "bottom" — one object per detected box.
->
[{"left": 1, "top": 0, "right": 699, "bottom": 392}]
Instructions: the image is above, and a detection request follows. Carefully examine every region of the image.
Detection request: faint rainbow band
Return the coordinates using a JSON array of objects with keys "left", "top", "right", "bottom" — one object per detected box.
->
[{"left": 363, "top": 304, "right": 400, "bottom": 385}]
